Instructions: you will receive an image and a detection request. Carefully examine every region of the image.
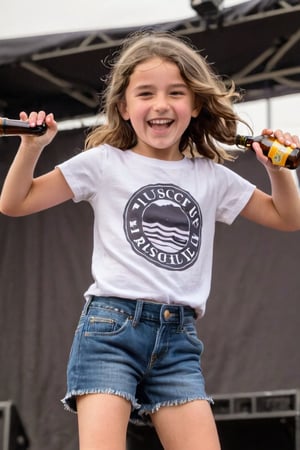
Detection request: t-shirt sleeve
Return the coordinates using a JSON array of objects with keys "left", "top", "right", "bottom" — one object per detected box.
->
[
  {"left": 57, "top": 146, "right": 107, "bottom": 202},
  {"left": 214, "top": 163, "right": 256, "bottom": 224}
]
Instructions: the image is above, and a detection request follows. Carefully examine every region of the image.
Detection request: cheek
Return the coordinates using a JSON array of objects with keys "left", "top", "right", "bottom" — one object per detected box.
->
[
  {"left": 179, "top": 105, "right": 196, "bottom": 124},
  {"left": 129, "top": 104, "right": 148, "bottom": 123},
  {"left": 127, "top": 99, "right": 144, "bottom": 114}
]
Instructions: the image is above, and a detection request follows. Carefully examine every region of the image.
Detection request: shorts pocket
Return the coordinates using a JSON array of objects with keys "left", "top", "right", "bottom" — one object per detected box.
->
[{"left": 84, "top": 307, "right": 130, "bottom": 336}]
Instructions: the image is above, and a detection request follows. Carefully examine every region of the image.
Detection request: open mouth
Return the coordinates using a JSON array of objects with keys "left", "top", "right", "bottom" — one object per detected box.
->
[{"left": 148, "top": 119, "right": 174, "bottom": 128}]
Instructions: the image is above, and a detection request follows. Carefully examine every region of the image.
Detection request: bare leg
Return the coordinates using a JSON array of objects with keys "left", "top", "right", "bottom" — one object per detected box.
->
[
  {"left": 77, "top": 393, "right": 131, "bottom": 450},
  {"left": 151, "top": 400, "right": 220, "bottom": 450}
]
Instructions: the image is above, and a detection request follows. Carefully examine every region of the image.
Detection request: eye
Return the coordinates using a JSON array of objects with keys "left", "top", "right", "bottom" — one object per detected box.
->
[
  {"left": 170, "top": 90, "right": 186, "bottom": 96},
  {"left": 137, "top": 91, "right": 153, "bottom": 97}
]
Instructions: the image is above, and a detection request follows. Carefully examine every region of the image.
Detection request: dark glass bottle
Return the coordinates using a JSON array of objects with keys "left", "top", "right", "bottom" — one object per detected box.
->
[
  {"left": 0, "top": 117, "right": 47, "bottom": 136},
  {"left": 235, "top": 134, "right": 300, "bottom": 170}
]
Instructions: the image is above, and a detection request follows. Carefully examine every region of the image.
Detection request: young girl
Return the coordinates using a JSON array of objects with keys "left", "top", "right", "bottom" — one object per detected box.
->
[{"left": 1, "top": 31, "right": 300, "bottom": 450}]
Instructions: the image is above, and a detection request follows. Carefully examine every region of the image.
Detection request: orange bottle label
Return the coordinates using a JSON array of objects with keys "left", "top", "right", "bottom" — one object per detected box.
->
[{"left": 268, "top": 141, "right": 293, "bottom": 166}]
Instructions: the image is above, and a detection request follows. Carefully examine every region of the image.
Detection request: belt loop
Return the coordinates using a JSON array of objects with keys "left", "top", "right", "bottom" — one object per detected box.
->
[
  {"left": 132, "top": 300, "right": 143, "bottom": 327},
  {"left": 179, "top": 306, "right": 185, "bottom": 330}
]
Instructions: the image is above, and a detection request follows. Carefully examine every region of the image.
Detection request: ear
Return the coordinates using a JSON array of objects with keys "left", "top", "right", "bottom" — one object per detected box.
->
[
  {"left": 191, "top": 101, "right": 202, "bottom": 118},
  {"left": 118, "top": 101, "right": 130, "bottom": 120}
]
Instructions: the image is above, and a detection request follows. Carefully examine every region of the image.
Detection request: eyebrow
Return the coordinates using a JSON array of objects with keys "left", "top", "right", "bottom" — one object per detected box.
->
[{"left": 133, "top": 83, "right": 189, "bottom": 91}]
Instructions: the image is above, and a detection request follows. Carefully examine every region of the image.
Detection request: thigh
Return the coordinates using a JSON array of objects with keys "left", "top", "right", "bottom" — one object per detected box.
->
[
  {"left": 151, "top": 400, "right": 221, "bottom": 450},
  {"left": 77, "top": 393, "right": 131, "bottom": 450}
]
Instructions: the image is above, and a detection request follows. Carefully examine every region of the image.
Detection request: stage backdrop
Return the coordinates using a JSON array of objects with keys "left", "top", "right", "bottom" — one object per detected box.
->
[{"left": 0, "top": 130, "right": 299, "bottom": 450}]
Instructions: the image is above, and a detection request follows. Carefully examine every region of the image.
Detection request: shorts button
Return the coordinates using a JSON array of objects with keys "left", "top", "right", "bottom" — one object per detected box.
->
[{"left": 163, "top": 309, "right": 171, "bottom": 319}]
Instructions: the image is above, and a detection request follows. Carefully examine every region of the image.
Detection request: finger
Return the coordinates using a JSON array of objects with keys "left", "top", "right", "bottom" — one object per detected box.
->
[
  {"left": 36, "top": 110, "right": 47, "bottom": 125},
  {"left": 252, "top": 142, "right": 267, "bottom": 160},
  {"left": 19, "top": 111, "right": 29, "bottom": 121},
  {"left": 45, "top": 113, "right": 56, "bottom": 129},
  {"left": 260, "top": 128, "right": 273, "bottom": 136},
  {"left": 27, "top": 111, "right": 39, "bottom": 126},
  {"left": 291, "top": 134, "right": 300, "bottom": 147},
  {"left": 273, "top": 129, "right": 284, "bottom": 141}
]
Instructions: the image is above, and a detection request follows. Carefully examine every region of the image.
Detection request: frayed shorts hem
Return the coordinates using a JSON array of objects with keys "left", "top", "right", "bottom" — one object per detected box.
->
[
  {"left": 140, "top": 395, "right": 213, "bottom": 416},
  {"left": 62, "top": 390, "right": 213, "bottom": 425},
  {"left": 135, "top": 395, "right": 213, "bottom": 424},
  {"left": 61, "top": 389, "right": 140, "bottom": 414}
]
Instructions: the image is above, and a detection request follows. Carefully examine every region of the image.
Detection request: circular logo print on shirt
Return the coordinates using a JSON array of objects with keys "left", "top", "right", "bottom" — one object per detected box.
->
[{"left": 123, "top": 184, "right": 202, "bottom": 271}]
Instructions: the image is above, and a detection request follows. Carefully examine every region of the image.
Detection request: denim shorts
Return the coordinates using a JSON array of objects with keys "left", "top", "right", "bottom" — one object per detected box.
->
[{"left": 62, "top": 296, "right": 211, "bottom": 424}]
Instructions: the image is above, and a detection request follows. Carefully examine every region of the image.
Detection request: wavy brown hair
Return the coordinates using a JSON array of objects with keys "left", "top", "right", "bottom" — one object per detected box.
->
[{"left": 85, "top": 30, "right": 250, "bottom": 162}]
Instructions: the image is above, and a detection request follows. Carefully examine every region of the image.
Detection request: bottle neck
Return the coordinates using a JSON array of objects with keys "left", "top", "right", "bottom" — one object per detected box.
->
[{"left": 235, "top": 135, "right": 253, "bottom": 149}]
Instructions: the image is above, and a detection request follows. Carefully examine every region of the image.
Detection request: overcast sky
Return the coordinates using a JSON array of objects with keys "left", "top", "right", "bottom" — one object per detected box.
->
[
  {"left": 1, "top": 0, "right": 299, "bottom": 136},
  {"left": 0, "top": 0, "right": 243, "bottom": 39}
]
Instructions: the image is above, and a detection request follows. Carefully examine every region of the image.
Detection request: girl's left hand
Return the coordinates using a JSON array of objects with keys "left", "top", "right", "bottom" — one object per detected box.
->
[{"left": 252, "top": 128, "right": 300, "bottom": 170}]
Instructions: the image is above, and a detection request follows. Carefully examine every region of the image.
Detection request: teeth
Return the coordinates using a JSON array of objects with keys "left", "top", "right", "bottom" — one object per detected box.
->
[{"left": 149, "top": 119, "right": 172, "bottom": 125}]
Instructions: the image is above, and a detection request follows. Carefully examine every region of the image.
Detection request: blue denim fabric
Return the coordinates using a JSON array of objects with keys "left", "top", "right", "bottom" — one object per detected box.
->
[{"left": 62, "top": 296, "right": 211, "bottom": 424}]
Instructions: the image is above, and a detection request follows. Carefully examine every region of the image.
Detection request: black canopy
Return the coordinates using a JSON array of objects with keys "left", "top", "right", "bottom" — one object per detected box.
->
[{"left": 0, "top": 0, "right": 299, "bottom": 121}]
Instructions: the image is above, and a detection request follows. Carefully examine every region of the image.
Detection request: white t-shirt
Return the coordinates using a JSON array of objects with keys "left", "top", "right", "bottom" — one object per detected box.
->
[{"left": 58, "top": 144, "right": 256, "bottom": 317}]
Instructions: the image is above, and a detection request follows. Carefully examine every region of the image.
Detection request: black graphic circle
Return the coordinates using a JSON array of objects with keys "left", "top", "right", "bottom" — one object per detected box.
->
[{"left": 123, "top": 184, "right": 202, "bottom": 270}]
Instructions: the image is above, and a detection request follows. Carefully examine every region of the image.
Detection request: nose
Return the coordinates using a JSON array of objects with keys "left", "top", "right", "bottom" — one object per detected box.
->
[{"left": 153, "top": 93, "right": 170, "bottom": 112}]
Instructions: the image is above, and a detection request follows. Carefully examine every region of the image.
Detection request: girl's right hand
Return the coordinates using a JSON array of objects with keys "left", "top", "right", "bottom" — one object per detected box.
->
[
  {"left": 19, "top": 110, "right": 58, "bottom": 147},
  {"left": 0, "top": 110, "right": 72, "bottom": 217}
]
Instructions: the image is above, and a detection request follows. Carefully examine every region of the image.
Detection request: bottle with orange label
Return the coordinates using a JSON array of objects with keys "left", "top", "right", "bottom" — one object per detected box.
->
[{"left": 235, "top": 134, "right": 300, "bottom": 170}]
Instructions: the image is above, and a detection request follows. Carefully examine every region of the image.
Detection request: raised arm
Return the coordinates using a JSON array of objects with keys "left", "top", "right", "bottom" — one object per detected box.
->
[
  {"left": 0, "top": 111, "right": 74, "bottom": 217},
  {"left": 241, "top": 129, "right": 300, "bottom": 231}
]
